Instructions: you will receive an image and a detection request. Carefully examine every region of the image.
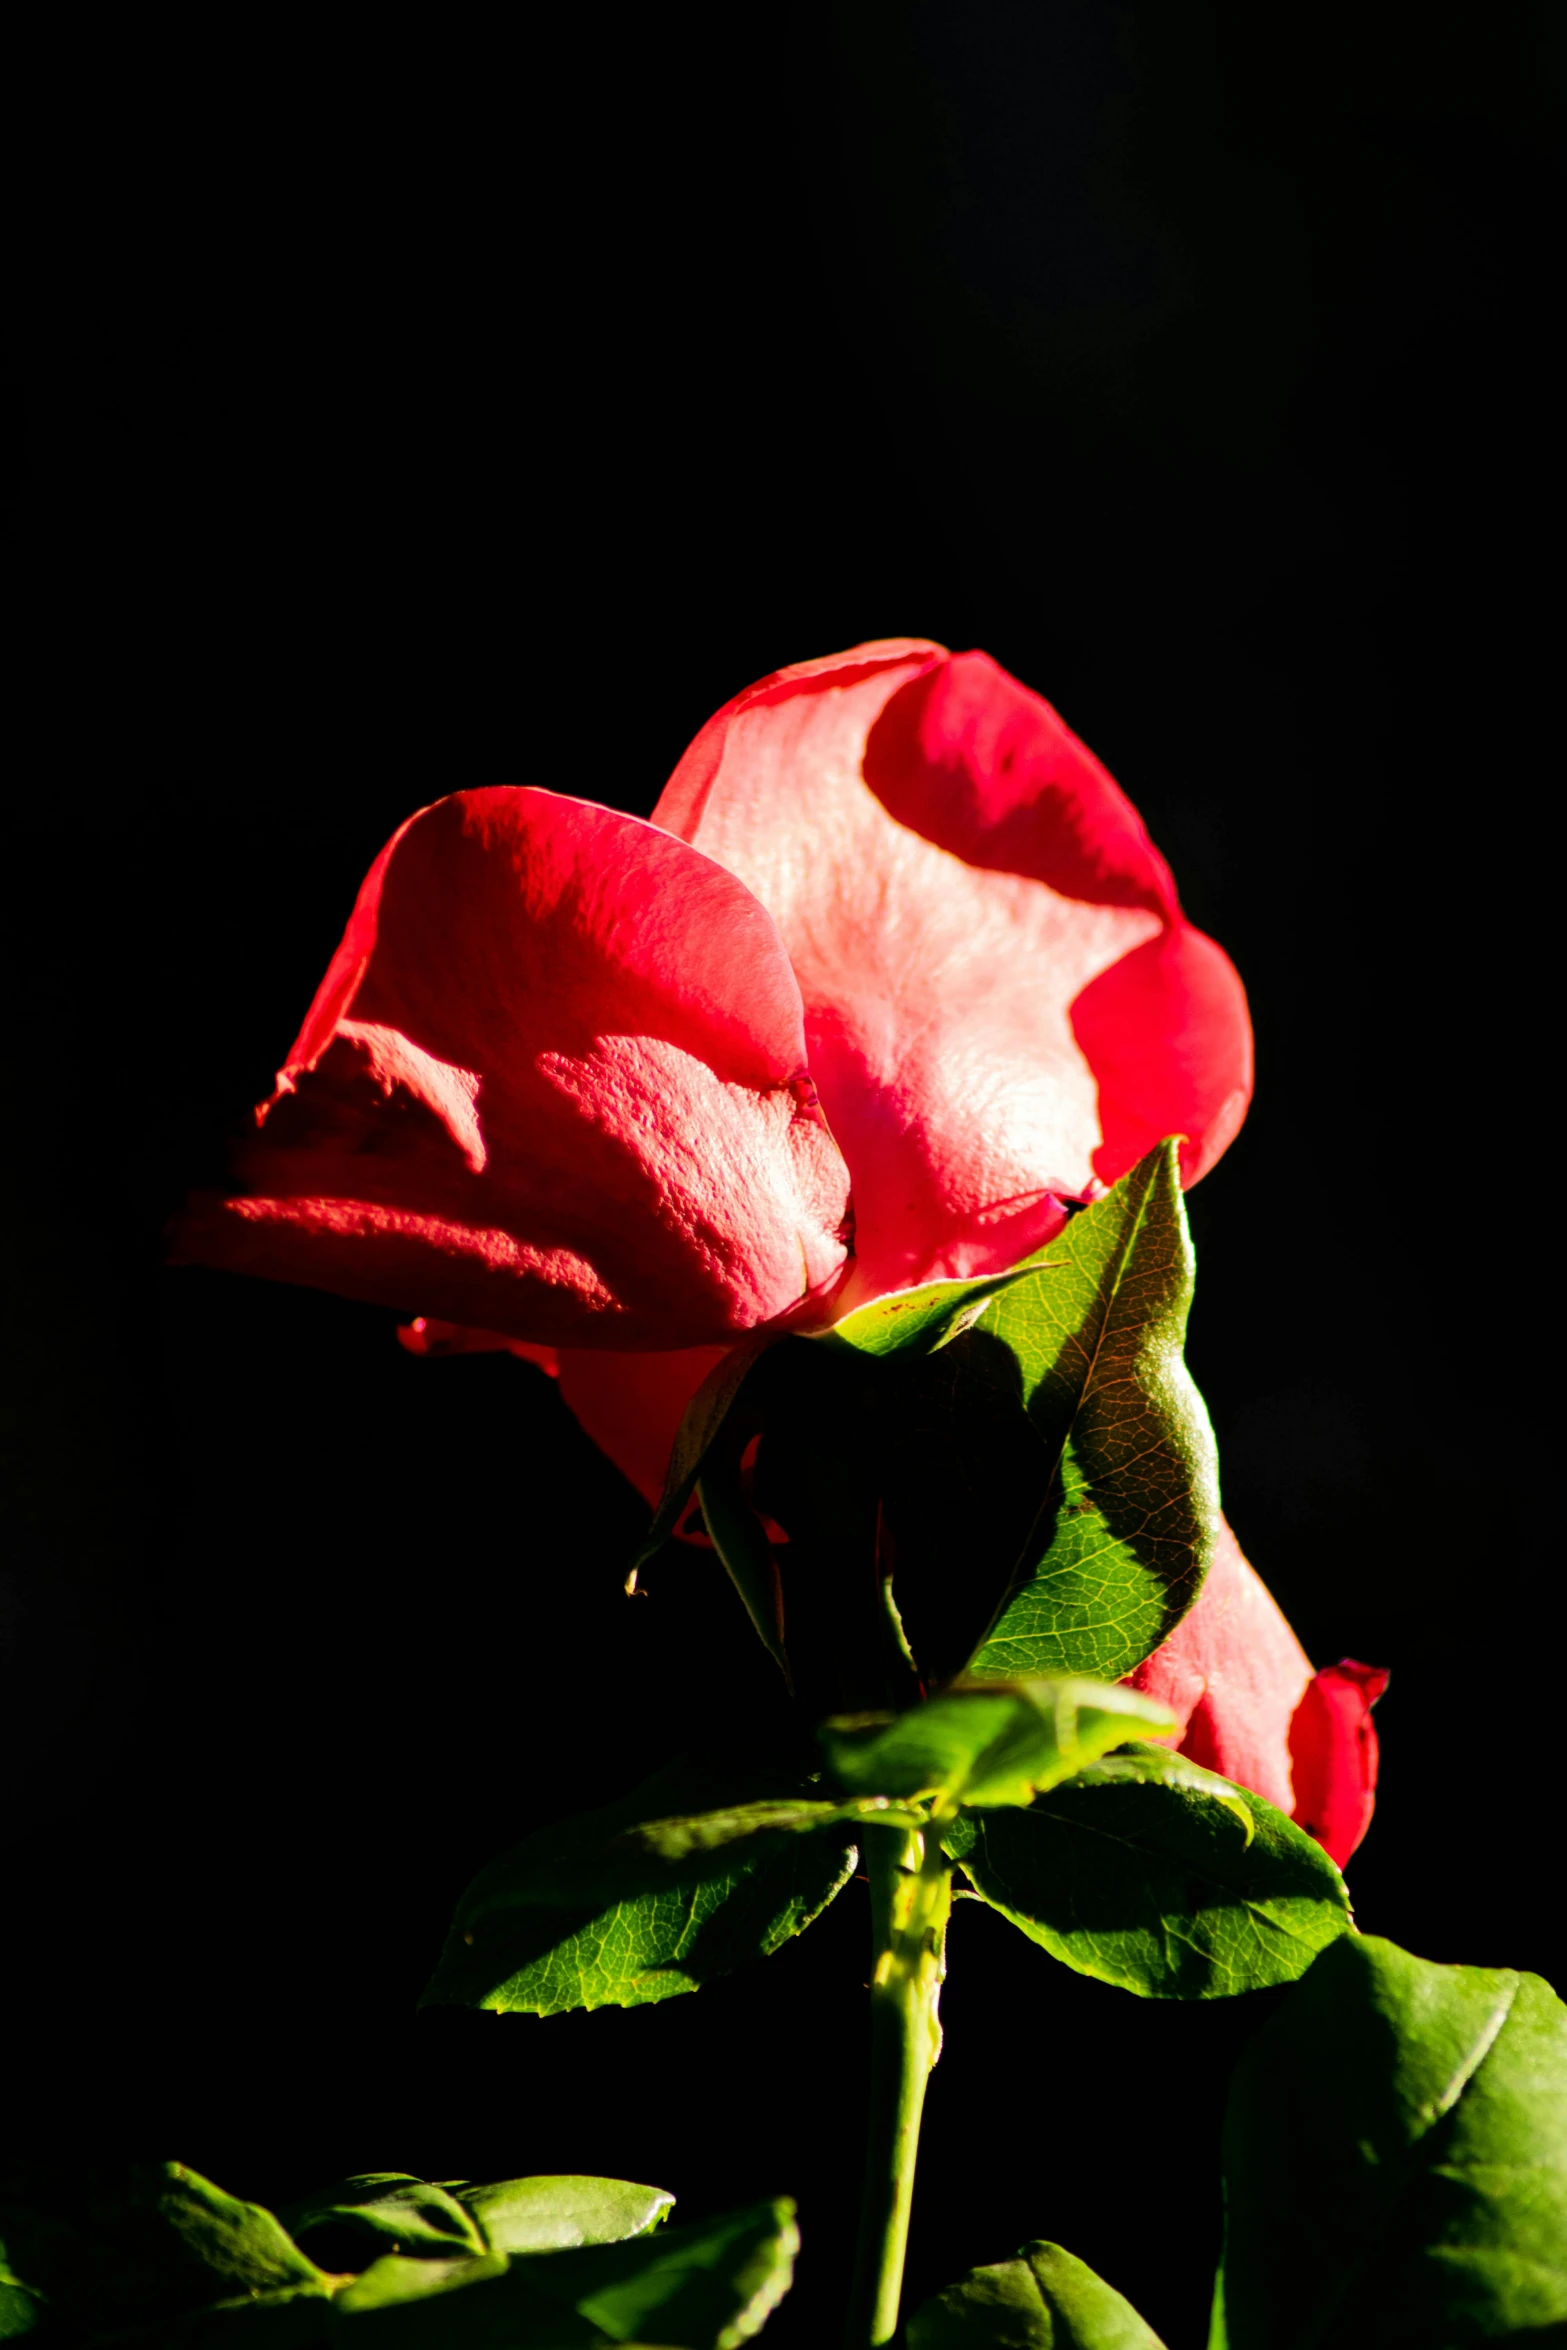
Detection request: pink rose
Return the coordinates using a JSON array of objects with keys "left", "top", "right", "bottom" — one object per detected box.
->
[
  {"left": 178, "top": 639, "right": 1249, "bottom": 1348},
  {"left": 181, "top": 639, "right": 1380, "bottom": 1857}
]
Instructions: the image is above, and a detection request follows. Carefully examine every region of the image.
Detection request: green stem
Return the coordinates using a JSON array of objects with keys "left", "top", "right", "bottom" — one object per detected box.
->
[{"left": 845, "top": 1819, "right": 953, "bottom": 2348}]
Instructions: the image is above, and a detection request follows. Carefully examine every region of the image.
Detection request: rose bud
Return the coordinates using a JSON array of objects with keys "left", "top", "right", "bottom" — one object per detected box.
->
[{"left": 1128, "top": 1525, "right": 1387, "bottom": 1864}]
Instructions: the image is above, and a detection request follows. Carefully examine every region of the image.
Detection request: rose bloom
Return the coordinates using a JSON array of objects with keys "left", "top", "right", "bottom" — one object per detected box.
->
[{"left": 179, "top": 640, "right": 1383, "bottom": 1864}]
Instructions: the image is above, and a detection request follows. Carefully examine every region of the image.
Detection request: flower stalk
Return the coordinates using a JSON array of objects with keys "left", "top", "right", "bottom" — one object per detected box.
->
[{"left": 846, "top": 1817, "right": 953, "bottom": 2348}]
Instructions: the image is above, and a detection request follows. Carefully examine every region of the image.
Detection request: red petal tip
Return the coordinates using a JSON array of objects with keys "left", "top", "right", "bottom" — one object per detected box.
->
[{"left": 1289, "top": 1658, "right": 1390, "bottom": 1871}]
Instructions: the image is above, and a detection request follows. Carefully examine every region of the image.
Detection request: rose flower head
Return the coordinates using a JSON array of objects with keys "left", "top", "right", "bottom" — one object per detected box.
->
[{"left": 177, "top": 638, "right": 1382, "bottom": 1861}]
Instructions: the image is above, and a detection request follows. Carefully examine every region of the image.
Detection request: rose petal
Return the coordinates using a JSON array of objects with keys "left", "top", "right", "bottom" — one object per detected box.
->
[
  {"left": 1287, "top": 1659, "right": 1389, "bottom": 1868},
  {"left": 396, "top": 1315, "right": 557, "bottom": 1366},
  {"left": 861, "top": 649, "right": 1178, "bottom": 915},
  {"left": 1070, "top": 925, "right": 1252, "bottom": 1189},
  {"left": 176, "top": 789, "right": 851, "bottom": 1348},
  {"left": 554, "top": 1344, "right": 730, "bottom": 1507},
  {"left": 1126, "top": 1519, "right": 1313, "bottom": 1816},
  {"left": 654, "top": 643, "right": 1251, "bottom": 1298}
]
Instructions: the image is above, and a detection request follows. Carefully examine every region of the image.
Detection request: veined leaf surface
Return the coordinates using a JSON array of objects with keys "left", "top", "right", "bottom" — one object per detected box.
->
[
  {"left": 1213, "top": 1935, "right": 1567, "bottom": 2345},
  {"left": 964, "top": 1140, "right": 1218, "bottom": 1681},
  {"left": 820, "top": 1681, "right": 1174, "bottom": 1809},
  {"left": 945, "top": 1745, "right": 1351, "bottom": 1999},
  {"left": 423, "top": 1756, "right": 860, "bottom": 2017}
]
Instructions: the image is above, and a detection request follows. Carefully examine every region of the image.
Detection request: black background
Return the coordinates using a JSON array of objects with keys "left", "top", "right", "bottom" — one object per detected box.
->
[{"left": 4, "top": 7, "right": 1560, "bottom": 2343}]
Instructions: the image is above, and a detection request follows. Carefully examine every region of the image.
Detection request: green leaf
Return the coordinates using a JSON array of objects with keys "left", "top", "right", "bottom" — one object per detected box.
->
[
  {"left": 516, "top": 2197, "right": 797, "bottom": 2348},
  {"left": 1213, "top": 1934, "right": 1567, "bottom": 2347},
  {"left": 908, "top": 2238, "right": 1168, "bottom": 2347},
  {"left": 333, "top": 2253, "right": 509, "bottom": 2312},
  {"left": 820, "top": 1682, "right": 1175, "bottom": 1809},
  {"left": 454, "top": 1795, "right": 862, "bottom": 1914},
  {"left": 449, "top": 2177, "right": 673, "bottom": 2256},
  {"left": 0, "top": 2164, "right": 329, "bottom": 2334},
  {"left": 0, "top": 2253, "right": 45, "bottom": 2342},
  {"left": 964, "top": 1141, "right": 1219, "bottom": 1682},
  {"left": 819, "top": 1264, "right": 1045, "bottom": 1360},
  {"left": 944, "top": 1745, "right": 1351, "bottom": 1998},
  {"left": 422, "top": 1755, "right": 860, "bottom": 2015},
  {"left": 330, "top": 2199, "right": 796, "bottom": 2346},
  {"left": 696, "top": 1459, "right": 789, "bottom": 1684},
  {"left": 0, "top": 2174, "right": 784, "bottom": 2346},
  {"left": 278, "top": 2178, "right": 484, "bottom": 2270}
]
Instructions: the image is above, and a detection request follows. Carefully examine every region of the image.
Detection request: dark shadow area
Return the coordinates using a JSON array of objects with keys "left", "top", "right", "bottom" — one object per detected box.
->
[{"left": 877, "top": 1329, "right": 1051, "bottom": 1683}]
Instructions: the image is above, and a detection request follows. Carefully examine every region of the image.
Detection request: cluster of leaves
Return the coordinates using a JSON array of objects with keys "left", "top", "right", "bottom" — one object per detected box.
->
[
  {"left": 402, "top": 1133, "right": 1567, "bottom": 2339},
  {"left": 423, "top": 1675, "right": 1351, "bottom": 2017},
  {"left": 904, "top": 1934, "right": 1567, "bottom": 2346},
  {"left": 36, "top": 1147, "right": 1556, "bottom": 2342},
  {"left": 0, "top": 2164, "right": 795, "bottom": 2347},
  {"left": 430, "top": 1146, "right": 1351, "bottom": 2022},
  {"left": 9, "top": 1937, "right": 1562, "bottom": 2346}
]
